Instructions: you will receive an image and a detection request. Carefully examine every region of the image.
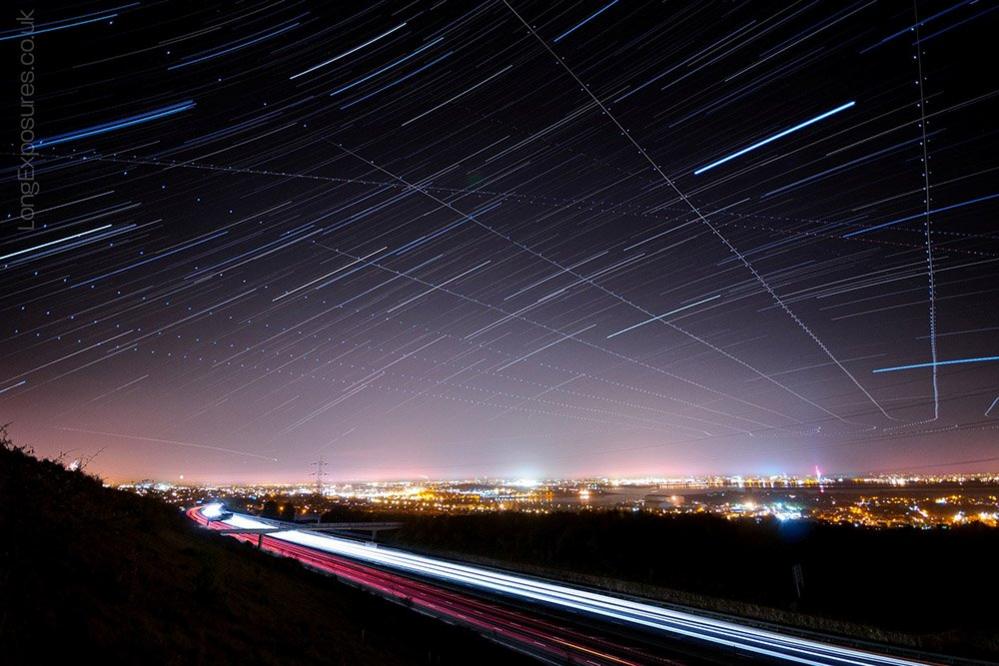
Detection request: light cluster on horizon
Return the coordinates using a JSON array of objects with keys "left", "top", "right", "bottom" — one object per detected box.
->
[{"left": 122, "top": 471, "right": 999, "bottom": 529}]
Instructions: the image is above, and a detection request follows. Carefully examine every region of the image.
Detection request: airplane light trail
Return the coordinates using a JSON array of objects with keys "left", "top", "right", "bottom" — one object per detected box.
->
[{"left": 693, "top": 101, "right": 856, "bottom": 174}]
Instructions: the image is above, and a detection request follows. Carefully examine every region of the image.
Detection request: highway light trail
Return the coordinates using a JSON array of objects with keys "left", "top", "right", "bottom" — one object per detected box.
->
[
  {"left": 192, "top": 507, "right": 655, "bottom": 666},
  {"left": 199, "top": 507, "right": 927, "bottom": 666},
  {"left": 693, "top": 101, "right": 856, "bottom": 174}
]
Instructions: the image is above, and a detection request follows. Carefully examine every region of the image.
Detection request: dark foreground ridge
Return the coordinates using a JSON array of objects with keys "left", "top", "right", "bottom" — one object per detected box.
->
[{"left": 0, "top": 433, "right": 526, "bottom": 666}]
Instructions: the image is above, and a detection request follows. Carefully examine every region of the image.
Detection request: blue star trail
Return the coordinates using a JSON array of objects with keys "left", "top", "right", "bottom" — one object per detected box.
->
[
  {"left": 28, "top": 101, "right": 196, "bottom": 149},
  {"left": 693, "top": 101, "right": 856, "bottom": 175}
]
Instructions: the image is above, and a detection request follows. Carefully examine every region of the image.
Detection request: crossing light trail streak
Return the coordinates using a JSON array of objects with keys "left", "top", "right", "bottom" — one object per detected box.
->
[
  {"left": 315, "top": 243, "right": 796, "bottom": 434},
  {"left": 289, "top": 23, "right": 407, "bottom": 80},
  {"left": 57, "top": 428, "right": 278, "bottom": 461},
  {"left": 843, "top": 191, "right": 999, "bottom": 238},
  {"left": 692, "top": 101, "right": 856, "bottom": 175},
  {"left": 329, "top": 144, "right": 848, "bottom": 427},
  {"left": 337, "top": 143, "right": 868, "bottom": 428},
  {"left": 0, "top": 225, "right": 112, "bottom": 262},
  {"left": 873, "top": 356, "right": 999, "bottom": 374},
  {"left": 279, "top": 335, "right": 448, "bottom": 434},
  {"left": 0, "top": 8, "right": 125, "bottom": 41},
  {"left": 495, "top": 323, "right": 597, "bottom": 372},
  {"left": 167, "top": 21, "right": 300, "bottom": 70},
  {"left": 606, "top": 295, "right": 721, "bottom": 339},
  {"left": 338, "top": 51, "right": 455, "bottom": 110},
  {"left": 0, "top": 329, "right": 135, "bottom": 387},
  {"left": 401, "top": 65, "right": 513, "bottom": 127},
  {"left": 203, "top": 509, "right": 929, "bottom": 666},
  {"left": 385, "top": 260, "right": 492, "bottom": 313},
  {"left": 329, "top": 38, "right": 444, "bottom": 97},
  {"left": 859, "top": 0, "right": 974, "bottom": 53},
  {"left": 553, "top": 0, "right": 620, "bottom": 43},
  {"left": 271, "top": 246, "right": 388, "bottom": 302},
  {"left": 0, "top": 380, "right": 27, "bottom": 395},
  {"left": 501, "top": 1, "right": 895, "bottom": 422}
]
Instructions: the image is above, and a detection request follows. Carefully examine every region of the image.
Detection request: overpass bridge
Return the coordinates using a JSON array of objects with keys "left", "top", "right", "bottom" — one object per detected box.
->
[{"left": 205, "top": 515, "right": 403, "bottom": 547}]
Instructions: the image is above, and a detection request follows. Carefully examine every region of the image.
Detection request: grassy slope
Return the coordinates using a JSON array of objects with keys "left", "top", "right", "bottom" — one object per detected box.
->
[{"left": 0, "top": 441, "right": 526, "bottom": 666}]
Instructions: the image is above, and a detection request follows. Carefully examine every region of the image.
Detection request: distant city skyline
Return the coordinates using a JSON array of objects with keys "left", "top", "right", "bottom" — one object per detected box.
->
[{"left": 105, "top": 462, "right": 999, "bottom": 486}]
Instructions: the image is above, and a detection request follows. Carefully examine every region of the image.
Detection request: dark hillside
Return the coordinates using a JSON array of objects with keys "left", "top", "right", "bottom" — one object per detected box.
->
[{"left": 0, "top": 431, "right": 525, "bottom": 666}]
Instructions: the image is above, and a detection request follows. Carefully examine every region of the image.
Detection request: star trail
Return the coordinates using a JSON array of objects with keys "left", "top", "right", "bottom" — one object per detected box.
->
[{"left": 2, "top": 1, "right": 997, "bottom": 483}]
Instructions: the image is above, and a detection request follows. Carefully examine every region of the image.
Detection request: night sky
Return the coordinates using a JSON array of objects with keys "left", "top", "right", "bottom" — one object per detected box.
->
[{"left": 2, "top": 1, "right": 998, "bottom": 483}]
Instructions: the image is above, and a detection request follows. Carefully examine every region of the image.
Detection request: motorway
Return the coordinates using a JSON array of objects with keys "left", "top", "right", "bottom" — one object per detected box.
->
[{"left": 188, "top": 505, "right": 935, "bottom": 666}]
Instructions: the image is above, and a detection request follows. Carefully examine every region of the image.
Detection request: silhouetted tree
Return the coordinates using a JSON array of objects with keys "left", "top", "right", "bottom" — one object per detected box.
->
[
  {"left": 279, "top": 502, "right": 298, "bottom": 522},
  {"left": 261, "top": 500, "right": 279, "bottom": 518}
]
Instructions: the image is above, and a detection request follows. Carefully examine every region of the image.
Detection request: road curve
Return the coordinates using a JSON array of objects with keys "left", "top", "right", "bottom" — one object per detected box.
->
[
  {"left": 189, "top": 506, "right": 674, "bottom": 665},
  {"left": 189, "top": 506, "right": 934, "bottom": 666}
]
